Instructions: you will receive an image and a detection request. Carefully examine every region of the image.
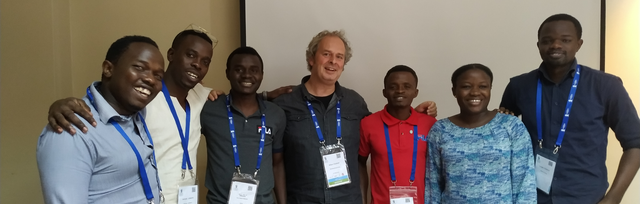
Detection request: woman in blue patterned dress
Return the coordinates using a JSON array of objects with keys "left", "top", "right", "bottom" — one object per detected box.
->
[{"left": 425, "top": 64, "right": 536, "bottom": 204}]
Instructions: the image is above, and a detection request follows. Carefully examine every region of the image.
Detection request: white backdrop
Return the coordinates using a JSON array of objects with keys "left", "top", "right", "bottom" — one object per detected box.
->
[{"left": 245, "top": 0, "right": 601, "bottom": 118}]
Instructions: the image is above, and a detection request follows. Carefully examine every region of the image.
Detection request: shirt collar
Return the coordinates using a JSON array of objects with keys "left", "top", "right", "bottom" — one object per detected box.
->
[
  {"left": 537, "top": 59, "right": 578, "bottom": 83},
  {"left": 87, "top": 81, "right": 139, "bottom": 125},
  {"left": 226, "top": 93, "right": 267, "bottom": 117},
  {"left": 381, "top": 105, "right": 420, "bottom": 126},
  {"left": 299, "top": 75, "right": 344, "bottom": 101}
]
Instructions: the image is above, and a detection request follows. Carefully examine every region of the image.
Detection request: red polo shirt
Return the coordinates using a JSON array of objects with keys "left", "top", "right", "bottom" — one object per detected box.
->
[{"left": 359, "top": 105, "right": 436, "bottom": 204}]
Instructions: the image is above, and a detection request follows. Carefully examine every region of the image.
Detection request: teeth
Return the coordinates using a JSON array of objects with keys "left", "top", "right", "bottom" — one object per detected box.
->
[
  {"left": 187, "top": 72, "right": 198, "bottom": 79},
  {"left": 396, "top": 97, "right": 404, "bottom": 100},
  {"left": 134, "top": 87, "right": 150, "bottom": 96},
  {"left": 241, "top": 82, "right": 252, "bottom": 86},
  {"left": 470, "top": 99, "right": 481, "bottom": 103}
]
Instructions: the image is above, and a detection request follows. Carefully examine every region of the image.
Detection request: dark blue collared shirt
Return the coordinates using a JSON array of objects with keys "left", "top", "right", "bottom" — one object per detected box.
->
[{"left": 500, "top": 60, "right": 640, "bottom": 204}]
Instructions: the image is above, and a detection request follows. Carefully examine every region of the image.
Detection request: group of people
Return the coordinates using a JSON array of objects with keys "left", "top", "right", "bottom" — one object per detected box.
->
[{"left": 35, "top": 13, "right": 639, "bottom": 204}]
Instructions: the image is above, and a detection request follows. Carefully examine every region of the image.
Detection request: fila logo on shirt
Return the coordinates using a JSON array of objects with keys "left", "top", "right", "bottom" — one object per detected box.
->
[
  {"left": 418, "top": 134, "right": 427, "bottom": 141},
  {"left": 257, "top": 126, "right": 273, "bottom": 135}
]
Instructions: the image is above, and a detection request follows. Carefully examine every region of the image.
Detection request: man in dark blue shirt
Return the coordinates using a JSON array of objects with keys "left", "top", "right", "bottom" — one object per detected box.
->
[{"left": 500, "top": 13, "right": 640, "bottom": 204}]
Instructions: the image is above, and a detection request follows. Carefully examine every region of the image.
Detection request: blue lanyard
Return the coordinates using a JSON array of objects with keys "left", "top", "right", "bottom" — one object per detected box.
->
[
  {"left": 225, "top": 95, "right": 266, "bottom": 176},
  {"left": 384, "top": 124, "right": 418, "bottom": 185},
  {"left": 536, "top": 65, "right": 581, "bottom": 154},
  {"left": 305, "top": 100, "right": 341, "bottom": 145},
  {"left": 86, "top": 86, "right": 159, "bottom": 203},
  {"left": 160, "top": 81, "right": 193, "bottom": 178}
]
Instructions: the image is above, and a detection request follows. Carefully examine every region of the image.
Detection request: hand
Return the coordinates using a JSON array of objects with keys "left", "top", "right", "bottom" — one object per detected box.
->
[
  {"left": 48, "top": 97, "right": 95, "bottom": 135},
  {"left": 496, "top": 107, "right": 514, "bottom": 115},
  {"left": 415, "top": 101, "right": 438, "bottom": 118},
  {"left": 266, "top": 85, "right": 295, "bottom": 101},
  {"left": 207, "top": 89, "right": 226, "bottom": 101},
  {"left": 597, "top": 197, "right": 617, "bottom": 204}
]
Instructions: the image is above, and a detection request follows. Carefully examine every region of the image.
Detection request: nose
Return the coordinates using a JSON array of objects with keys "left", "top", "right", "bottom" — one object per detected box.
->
[
  {"left": 470, "top": 86, "right": 480, "bottom": 95},
  {"left": 551, "top": 39, "right": 562, "bottom": 49},
  {"left": 191, "top": 61, "right": 201, "bottom": 70},
  {"left": 141, "top": 71, "right": 157, "bottom": 86}
]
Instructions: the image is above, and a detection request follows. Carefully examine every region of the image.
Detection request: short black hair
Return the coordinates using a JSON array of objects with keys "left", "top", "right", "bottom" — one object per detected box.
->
[
  {"left": 226, "top": 46, "right": 264, "bottom": 72},
  {"left": 538, "top": 13, "right": 582, "bottom": 39},
  {"left": 451, "top": 63, "right": 493, "bottom": 86},
  {"left": 383, "top": 65, "right": 418, "bottom": 87},
  {"left": 105, "top": 35, "right": 158, "bottom": 65},
  {"left": 171, "top": 30, "right": 213, "bottom": 49}
]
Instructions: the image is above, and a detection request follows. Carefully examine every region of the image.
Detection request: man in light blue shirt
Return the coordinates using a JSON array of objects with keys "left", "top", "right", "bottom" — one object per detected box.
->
[{"left": 37, "top": 35, "right": 166, "bottom": 204}]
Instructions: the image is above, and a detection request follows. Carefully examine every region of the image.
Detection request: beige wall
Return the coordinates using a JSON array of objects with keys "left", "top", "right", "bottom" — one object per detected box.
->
[
  {"left": 2, "top": 1, "right": 639, "bottom": 204},
  {"left": 605, "top": 0, "right": 640, "bottom": 203},
  {"left": 0, "top": 1, "right": 238, "bottom": 203}
]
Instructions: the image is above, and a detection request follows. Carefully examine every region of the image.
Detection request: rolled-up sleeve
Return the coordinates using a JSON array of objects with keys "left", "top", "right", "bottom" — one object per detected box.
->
[
  {"left": 604, "top": 77, "right": 640, "bottom": 150},
  {"left": 37, "top": 127, "right": 95, "bottom": 204}
]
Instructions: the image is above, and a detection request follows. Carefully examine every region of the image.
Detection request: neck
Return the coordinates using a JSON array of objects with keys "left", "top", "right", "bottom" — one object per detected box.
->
[
  {"left": 386, "top": 105, "right": 412, "bottom": 121},
  {"left": 229, "top": 90, "right": 259, "bottom": 116},
  {"left": 543, "top": 62, "right": 573, "bottom": 84},
  {"left": 305, "top": 76, "right": 335, "bottom": 97},
  {"left": 163, "top": 70, "right": 189, "bottom": 107},
  {"left": 457, "top": 109, "right": 490, "bottom": 125},
  {"left": 99, "top": 82, "right": 135, "bottom": 116}
]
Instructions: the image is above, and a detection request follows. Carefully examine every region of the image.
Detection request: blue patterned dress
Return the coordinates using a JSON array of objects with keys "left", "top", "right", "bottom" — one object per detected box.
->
[{"left": 425, "top": 113, "right": 536, "bottom": 204}]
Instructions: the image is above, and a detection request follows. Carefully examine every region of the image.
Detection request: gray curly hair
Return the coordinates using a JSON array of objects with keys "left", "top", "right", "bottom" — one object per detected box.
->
[{"left": 305, "top": 30, "right": 353, "bottom": 71}]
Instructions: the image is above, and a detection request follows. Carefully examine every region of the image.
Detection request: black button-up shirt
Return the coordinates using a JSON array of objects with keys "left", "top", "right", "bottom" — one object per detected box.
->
[
  {"left": 273, "top": 76, "right": 370, "bottom": 204},
  {"left": 500, "top": 60, "right": 640, "bottom": 204}
]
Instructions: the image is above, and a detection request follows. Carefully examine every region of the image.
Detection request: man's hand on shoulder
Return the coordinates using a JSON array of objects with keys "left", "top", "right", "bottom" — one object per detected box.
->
[
  {"left": 415, "top": 101, "right": 437, "bottom": 118},
  {"left": 48, "top": 97, "right": 95, "bottom": 135}
]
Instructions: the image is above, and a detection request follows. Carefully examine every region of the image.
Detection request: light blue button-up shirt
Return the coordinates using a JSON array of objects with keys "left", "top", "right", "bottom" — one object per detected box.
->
[{"left": 37, "top": 82, "right": 160, "bottom": 204}]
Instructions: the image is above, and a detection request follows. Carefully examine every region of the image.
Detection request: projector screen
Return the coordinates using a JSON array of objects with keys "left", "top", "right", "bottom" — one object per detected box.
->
[{"left": 243, "top": 1, "right": 602, "bottom": 117}]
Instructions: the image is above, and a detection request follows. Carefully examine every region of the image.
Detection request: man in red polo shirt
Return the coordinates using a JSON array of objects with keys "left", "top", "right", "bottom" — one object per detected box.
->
[{"left": 358, "top": 65, "right": 437, "bottom": 204}]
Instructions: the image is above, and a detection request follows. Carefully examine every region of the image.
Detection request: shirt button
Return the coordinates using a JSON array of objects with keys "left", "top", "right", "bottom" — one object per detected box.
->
[
  {"left": 554, "top": 102, "right": 558, "bottom": 105},
  {"left": 401, "top": 133, "right": 404, "bottom": 135},
  {"left": 245, "top": 120, "right": 248, "bottom": 123}
]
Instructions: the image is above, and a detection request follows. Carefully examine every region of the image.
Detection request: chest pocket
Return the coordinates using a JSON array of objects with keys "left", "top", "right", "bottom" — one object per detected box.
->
[
  {"left": 285, "top": 114, "right": 313, "bottom": 144},
  {"left": 340, "top": 113, "right": 361, "bottom": 146}
]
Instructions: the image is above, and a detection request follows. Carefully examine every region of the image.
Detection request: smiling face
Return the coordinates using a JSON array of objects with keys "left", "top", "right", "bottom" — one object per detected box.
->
[
  {"left": 383, "top": 71, "right": 418, "bottom": 108},
  {"left": 103, "top": 42, "right": 164, "bottom": 115},
  {"left": 308, "top": 35, "right": 346, "bottom": 84},
  {"left": 166, "top": 34, "right": 213, "bottom": 89},
  {"left": 452, "top": 68, "right": 492, "bottom": 115},
  {"left": 537, "top": 20, "right": 583, "bottom": 69},
  {"left": 226, "top": 54, "right": 263, "bottom": 95}
]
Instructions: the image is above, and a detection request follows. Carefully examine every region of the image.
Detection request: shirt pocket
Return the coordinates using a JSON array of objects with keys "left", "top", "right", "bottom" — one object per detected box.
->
[
  {"left": 340, "top": 113, "right": 361, "bottom": 147},
  {"left": 285, "top": 114, "right": 314, "bottom": 146}
]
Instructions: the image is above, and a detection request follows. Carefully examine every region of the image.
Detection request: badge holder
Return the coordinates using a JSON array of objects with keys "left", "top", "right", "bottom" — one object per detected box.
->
[
  {"left": 320, "top": 141, "right": 351, "bottom": 188},
  {"left": 389, "top": 185, "right": 418, "bottom": 204},
  {"left": 534, "top": 145, "right": 559, "bottom": 194},
  {"left": 228, "top": 168, "right": 260, "bottom": 204},
  {"left": 177, "top": 171, "right": 198, "bottom": 204}
]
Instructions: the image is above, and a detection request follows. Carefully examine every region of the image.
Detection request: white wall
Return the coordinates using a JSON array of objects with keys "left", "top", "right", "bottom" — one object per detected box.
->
[
  {"left": 605, "top": 0, "right": 640, "bottom": 203},
  {"left": 245, "top": 0, "right": 601, "bottom": 117}
]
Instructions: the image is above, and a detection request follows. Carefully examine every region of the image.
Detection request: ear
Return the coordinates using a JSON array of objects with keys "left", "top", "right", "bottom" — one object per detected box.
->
[
  {"left": 382, "top": 88, "right": 387, "bottom": 98},
  {"left": 102, "top": 60, "right": 114, "bottom": 79},
  {"left": 167, "top": 48, "right": 175, "bottom": 62},
  {"left": 451, "top": 87, "right": 456, "bottom": 98},
  {"left": 577, "top": 39, "right": 583, "bottom": 51},
  {"left": 225, "top": 68, "right": 231, "bottom": 80},
  {"left": 307, "top": 56, "right": 315, "bottom": 70},
  {"left": 414, "top": 89, "right": 419, "bottom": 97},
  {"left": 536, "top": 41, "right": 540, "bottom": 49}
]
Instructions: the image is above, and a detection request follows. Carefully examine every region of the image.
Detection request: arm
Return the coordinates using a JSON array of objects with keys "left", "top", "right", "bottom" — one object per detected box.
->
[
  {"left": 272, "top": 109, "right": 287, "bottom": 204},
  {"left": 358, "top": 121, "right": 371, "bottom": 204},
  {"left": 273, "top": 152, "right": 287, "bottom": 204},
  {"left": 425, "top": 126, "right": 442, "bottom": 204},
  {"left": 509, "top": 119, "right": 537, "bottom": 204},
  {"left": 264, "top": 85, "right": 295, "bottom": 101},
  {"left": 599, "top": 77, "right": 640, "bottom": 204},
  {"left": 358, "top": 155, "right": 370, "bottom": 204},
  {"left": 499, "top": 80, "right": 522, "bottom": 116},
  {"left": 37, "top": 128, "right": 94, "bottom": 203},
  {"left": 48, "top": 97, "right": 96, "bottom": 135},
  {"left": 414, "top": 101, "right": 438, "bottom": 118}
]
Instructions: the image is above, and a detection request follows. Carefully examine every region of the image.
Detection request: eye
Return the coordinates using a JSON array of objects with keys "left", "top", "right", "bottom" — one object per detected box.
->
[
  {"left": 203, "top": 60, "right": 211, "bottom": 66},
  {"left": 562, "top": 39, "right": 571, "bottom": 43},
  {"left": 154, "top": 74, "right": 163, "bottom": 80},
  {"left": 133, "top": 65, "right": 143, "bottom": 71},
  {"left": 187, "top": 53, "right": 195, "bottom": 58},
  {"left": 322, "top": 52, "right": 329, "bottom": 56}
]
